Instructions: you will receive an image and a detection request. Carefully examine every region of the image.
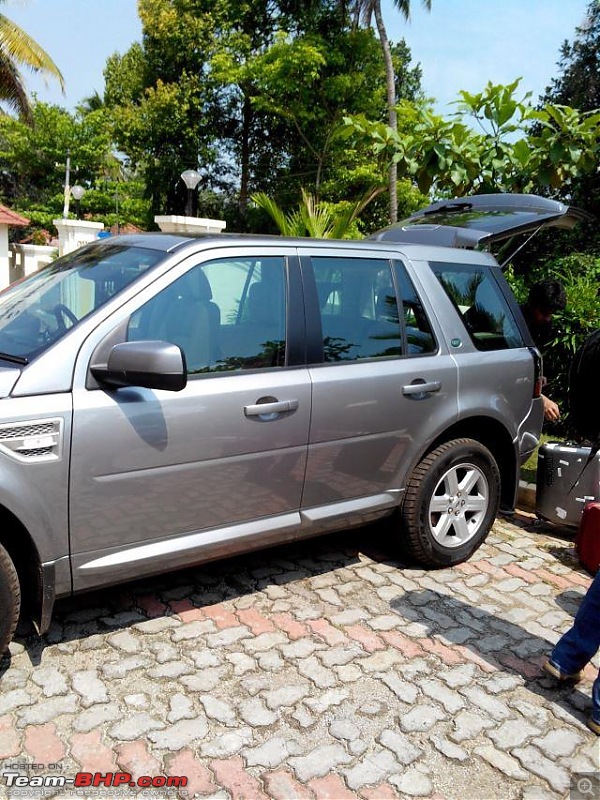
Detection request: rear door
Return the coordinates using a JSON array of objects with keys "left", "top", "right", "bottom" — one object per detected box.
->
[
  {"left": 69, "top": 246, "right": 311, "bottom": 591},
  {"left": 298, "top": 245, "right": 459, "bottom": 524}
]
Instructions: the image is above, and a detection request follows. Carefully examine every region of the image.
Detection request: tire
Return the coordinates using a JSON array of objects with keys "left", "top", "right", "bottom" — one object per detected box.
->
[
  {"left": 400, "top": 438, "right": 500, "bottom": 568},
  {"left": 0, "top": 543, "right": 21, "bottom": 655}
]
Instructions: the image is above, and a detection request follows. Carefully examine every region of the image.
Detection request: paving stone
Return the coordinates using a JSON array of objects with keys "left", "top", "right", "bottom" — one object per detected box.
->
[
  {"left": 297, "top": 656, "right": 337, "bottom": 689},
  {"left": 378, "top": 729, "right": 424, "bottom": 764},
  {"left": 430, "top": 734, "right": 468, "bottom": 761},
  {"left": 167, "top": 693, "right": 195, "bottom": 723},
  {"left": 226, "top": 652, "right": 257, "bottom": 675},
  {"left": 304, "top": 688, "right": 349, "bottom": 713},
  {"left": 72, "top": 670, "right": 109, "bottom": 707},
  {"left": 147, "top": 716, "right": 208, "bottom": 750},
  {"left": 17, "top": 695, "right": 78, "bottom": 726},
  {"left": 532, "top": 728, "right": 586, "bottom": 758},
  {"left": 239, "top": 697, "right": 278, "bottom": 727},
  {"left": 263, "top": 684, "right": 311, "bottom": 710},
  {"left": 418, "top": 678, "right": 465, "bottom": 713},
  {"left": 329, "top": 609, "right": 368, "bottom": 626},
  {"left": 288, "top": 744, "right": 353, "bottom": 782},
  {"left": 73, "top": 704, "right": 121, "bottom": 733},
  {"left": 243, "top": 631, "right": 289, "bottom": 653},
  {"left": 473, "top": 745, "right": 530, "bottom": 780},
  {"left": 512, "top": 745, "right": 571, "bottom": 793},
  {"left": 440, "top": 664, "right": 478, "bottom": 688},
  {"left": 450, "top": 710, "right": 495, "bottom": 742},
  {"left": 292, "top": 705, "right": 317, "bottom": 729},
  {"left": 199, "top": 694, "right": 236, "bottom": 725},
  {"left": 199, "top": 729, "right": 254, "bottom": 758},
  {"left": 109, "top": 712, "right": 166, "bottom": 741},
  {"left": 358, "top": 649, "right": 404, "bottom": 673},
  {"left": 107, "top": 630, "right": 141, "bottom": 654},
  {"left": 280, "top": 639, "right": 326, "bottom": 660},
  {"left": 0, "top": 689, "right": 34, "bottom": 715},
  {"left": 147, "top": 660, "right": 194, "bottom": 679},
  {"left": 319, "top": 646, "right": 364, "bottom": 667},
  {"left": 398, "top": 703, "right": 447, "bottom": 733},
  {"left": 123, "top": 693, "right": 149, "bottom": 708},
  {"left": 379, "top": 674, "right": 419, "bottom": 704},
  {"left": 31, "top": 667, "right": 69, "bottom": 697},
  {"left": 100, "top": 656, "right": 152, "bottom": 679},
  {"left": 344, "top": 748, "right": 401, "bottom": 791},
  {"left": 330, "top": 719, "right": 361, "bottom": 741},
  {"left": 179, "top": 669, "right": 226, "bottom": 693},
  {"left": 133, "top": 617, "right": 180, "bottom": 634},
  {"left": 244, "top": 736, "right": 291, "bottom": 768},
  {"left": 487, "top": 718, "right": 542, "bottom": 748},
  {"left": 460, "top": 686, "right": 512, "bottom": 720},
  {"left": 389, "top": 768, "right": 433, "bottom": 797}
]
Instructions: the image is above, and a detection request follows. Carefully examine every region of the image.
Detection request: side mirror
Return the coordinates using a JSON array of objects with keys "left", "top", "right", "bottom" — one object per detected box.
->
[{"left": 91, "top": 341, "right": 187, "bottom": 392}]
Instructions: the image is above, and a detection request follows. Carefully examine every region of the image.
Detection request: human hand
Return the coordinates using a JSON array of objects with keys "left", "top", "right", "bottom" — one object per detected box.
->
[{"left": 542, "top": 394, "right": 560, "bottom": 422}]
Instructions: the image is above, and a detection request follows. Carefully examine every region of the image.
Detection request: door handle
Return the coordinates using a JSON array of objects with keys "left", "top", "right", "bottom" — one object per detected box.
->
[
  {"left": 402, "top": 380, "right": 441, "bottom": 397},
  {"left": 244, "top": 399, "right": 299, "bottom": 417}
]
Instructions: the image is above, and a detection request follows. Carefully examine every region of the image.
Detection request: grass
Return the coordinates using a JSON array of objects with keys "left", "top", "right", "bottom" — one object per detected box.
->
[{"left": 520, "top": 433, "right": 562, "bottom": 485}]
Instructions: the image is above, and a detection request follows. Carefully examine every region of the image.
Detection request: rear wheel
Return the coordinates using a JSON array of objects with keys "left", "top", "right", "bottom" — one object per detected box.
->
[
  {"left": 0, "top": 543, "right": 21, "bottom": 655},
  {"left": 401, "top": 438, "right": 500, "bottom": 567}
]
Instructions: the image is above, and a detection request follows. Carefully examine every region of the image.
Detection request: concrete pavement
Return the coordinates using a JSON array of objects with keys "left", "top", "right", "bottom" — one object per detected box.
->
[{"left": 0, "top": 510, "right": 598, "bottom": 799}]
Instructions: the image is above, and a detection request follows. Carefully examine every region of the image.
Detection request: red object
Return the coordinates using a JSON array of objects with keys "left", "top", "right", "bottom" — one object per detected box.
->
[{"left": 576, "top": 501, "right": 600, "bottom": 575}]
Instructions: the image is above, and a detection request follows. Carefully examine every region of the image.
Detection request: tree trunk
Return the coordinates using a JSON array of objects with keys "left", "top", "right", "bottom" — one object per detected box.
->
[
  {"left": 239, "top": 93, "right": 252, "bottom": 230},
  {"left": 373, "top": 0, "right": 398, "bottom": 223}
]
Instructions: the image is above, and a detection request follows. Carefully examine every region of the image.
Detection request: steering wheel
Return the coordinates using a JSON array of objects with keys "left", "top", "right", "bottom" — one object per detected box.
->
[{"left": 53, "top": 303, "right": 79, "bottom": 331}]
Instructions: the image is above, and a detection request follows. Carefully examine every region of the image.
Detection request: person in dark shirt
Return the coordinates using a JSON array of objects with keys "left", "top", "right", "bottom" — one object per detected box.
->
[{"left": 520, "top": 278, "right": 567, "bottom": 422}]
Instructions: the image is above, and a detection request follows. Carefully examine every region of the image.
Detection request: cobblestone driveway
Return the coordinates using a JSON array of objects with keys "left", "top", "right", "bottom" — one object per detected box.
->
[{"left": 1, "top": 512, "right": 598, "bottom": 799}]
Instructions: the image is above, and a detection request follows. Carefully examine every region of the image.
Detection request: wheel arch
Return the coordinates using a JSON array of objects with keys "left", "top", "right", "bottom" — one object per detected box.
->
[
  {"left": 0, "top": 504, "right": 44, "bottom": 630},
  {"left": 427, "top": 417, "right": 518, "bottom": 510}
]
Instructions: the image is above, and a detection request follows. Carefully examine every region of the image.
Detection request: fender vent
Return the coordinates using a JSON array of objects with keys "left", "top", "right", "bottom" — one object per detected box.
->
[{"left": 0, "top": 419, "right": 62, "bottom": 462}]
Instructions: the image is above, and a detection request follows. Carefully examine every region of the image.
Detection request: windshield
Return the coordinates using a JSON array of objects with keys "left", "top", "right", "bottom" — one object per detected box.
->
[{"left": 0, "top": 243, "right": 164, "bottom": 363}]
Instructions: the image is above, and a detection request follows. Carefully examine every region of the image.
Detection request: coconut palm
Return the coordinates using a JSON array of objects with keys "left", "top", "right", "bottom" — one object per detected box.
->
[
  {"left": 352, "top": 0, "right": 432, "bottom": 223},
  {"left": 0, "top": 1, "right": 64, "bottom": 122}
]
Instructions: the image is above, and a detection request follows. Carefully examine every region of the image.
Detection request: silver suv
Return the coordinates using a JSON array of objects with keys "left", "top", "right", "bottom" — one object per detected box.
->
[{"left": 0, "top": 194, "right": 584, "bottom": 653}]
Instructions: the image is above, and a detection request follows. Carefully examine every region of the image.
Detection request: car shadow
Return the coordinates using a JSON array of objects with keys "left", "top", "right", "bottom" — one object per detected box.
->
[
  {"left": 2, "top": 525, "right": 369, "bottom": 670},
  {"left": 388, "top": 588, "right": 594, "bottom": 727}
]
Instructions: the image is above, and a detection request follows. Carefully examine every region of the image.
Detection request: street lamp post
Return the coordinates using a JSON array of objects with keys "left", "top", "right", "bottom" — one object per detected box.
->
[
  {"left": 180, "top": 169, "right": 201, "bottom": 217},
  {"left": 70, "top": 185, "right": 85, "bottom": 220}
]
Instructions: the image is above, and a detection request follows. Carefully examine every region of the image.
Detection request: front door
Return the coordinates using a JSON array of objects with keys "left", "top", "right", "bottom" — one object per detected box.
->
[{"left": 69, "top": 249, "right": 311, "bottom": 591}]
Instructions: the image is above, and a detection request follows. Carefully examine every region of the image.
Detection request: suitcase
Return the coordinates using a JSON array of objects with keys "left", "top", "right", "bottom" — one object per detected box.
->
[
  {"left": 576, "top": 501, "right": 600, "bottom": 574},
  {"left": 535, "top": 441, "right": 600, "bottom": 528}
]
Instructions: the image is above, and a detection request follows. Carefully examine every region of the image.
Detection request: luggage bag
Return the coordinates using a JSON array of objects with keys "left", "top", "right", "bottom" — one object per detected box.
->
[
  {"left": 535, "top": 441, "right": 600, "bottom": 529},
  {"left": 576, "top": 501, "right": 600, "bottom": 575}
]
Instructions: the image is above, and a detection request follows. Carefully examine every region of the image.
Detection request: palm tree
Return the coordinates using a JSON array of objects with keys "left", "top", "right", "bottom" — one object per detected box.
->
[
  {"left": 252, "top": 187, "right": 383, "bottom": 238},
  {"left": 353, "top": 0, "right": 431, "bottom": 223},
  {"left": 0, "top": 1, "right": 64, "bottom": 122}
]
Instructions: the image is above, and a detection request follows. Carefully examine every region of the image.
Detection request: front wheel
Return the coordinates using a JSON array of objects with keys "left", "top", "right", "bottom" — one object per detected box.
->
[
  {"left": 400, "top": 438, "right": 500, "bottom": 568},
  {"left": 0, "top": 543, "right": 21, "bottom": 655}
]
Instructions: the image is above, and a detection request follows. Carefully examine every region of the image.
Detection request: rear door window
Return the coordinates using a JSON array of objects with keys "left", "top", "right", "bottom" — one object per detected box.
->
[
  {"left": 431, "top": 262, "right": 525, "bottom": 351},
  {"left": 311, "top": 256, "right": 402, "bottom": 361}
]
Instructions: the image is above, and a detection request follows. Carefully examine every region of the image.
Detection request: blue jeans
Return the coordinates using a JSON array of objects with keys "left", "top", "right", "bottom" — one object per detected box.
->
[{"left": 550, "top": 571, "right": 600, "bottom": 722}]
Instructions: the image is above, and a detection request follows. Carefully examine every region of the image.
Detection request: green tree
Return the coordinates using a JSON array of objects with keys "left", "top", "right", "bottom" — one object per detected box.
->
[
  {"left": 343, "top": 81, "right": 600, "bottom": 198},
  {"left": 0, "top": 101, "right": 149, "bottom": 236},
  {"left": 0, "top": 0, "right": 64, "bottom": 122},
  {"left": 541, "top": 0, "right": 600, "bottom": 250},
  {"left": 103, "top": 0, "right": 424, "bottom": 231}
]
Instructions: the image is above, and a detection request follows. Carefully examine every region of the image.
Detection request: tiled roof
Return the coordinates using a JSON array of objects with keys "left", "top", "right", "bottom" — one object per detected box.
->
[{"left": 0, "top": 204, "right": 30, "bottom": 226}]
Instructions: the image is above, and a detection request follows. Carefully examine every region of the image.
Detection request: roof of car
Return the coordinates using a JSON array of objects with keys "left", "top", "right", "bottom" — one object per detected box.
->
[{"left": 94, "top": 232, "right": 498, "bottom": 264}]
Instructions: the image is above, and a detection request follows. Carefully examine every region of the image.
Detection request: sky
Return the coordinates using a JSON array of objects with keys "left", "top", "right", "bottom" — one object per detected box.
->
[{"left": 3, "top": 0, "right": 592, "bottom": 113}]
